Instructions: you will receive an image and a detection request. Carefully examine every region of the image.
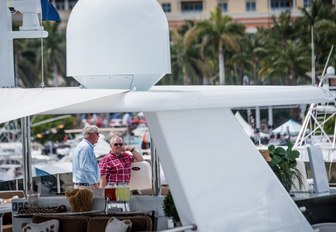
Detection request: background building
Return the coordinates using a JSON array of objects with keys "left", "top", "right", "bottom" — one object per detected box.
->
[
  {"left": 11, "top": 0, "right": 336, "bottom": 31},
  {"left": 156, "top": 0, "right": 317, "bottom": 30},
  {"left": 158, "top": 0, "right": 312, "bottom": 31},
  {"left": 51, "top": 0, "right": 335, "bottom": 31}
]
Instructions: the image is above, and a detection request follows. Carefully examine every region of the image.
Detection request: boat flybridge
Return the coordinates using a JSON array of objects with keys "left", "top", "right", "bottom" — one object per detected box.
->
[
  {"left": 294, "top": 65, "right": 336, "bottom": 163},
  {"left": 1, "top": 0, "right": 336, "bottom": 231}
]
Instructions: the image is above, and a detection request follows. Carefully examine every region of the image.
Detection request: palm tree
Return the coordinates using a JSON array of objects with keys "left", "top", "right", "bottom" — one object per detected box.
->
[
  {"left": 255, "top": 11, "right": 311, "bottom": 85},
  {"left": 13, "top": 39, "right": 39, "bottom": 87},
  {"left": 195, "top": 6, "right": 245, "bottom": 85},
  {"left": 299, "top": 0, "right": 336, "bottom": 84},
  {"left": 269, "top": 11, "right": 300, "bottom": 43},
  {"left": 230, "top": 29, "right": 268, "bottom": 84},
  {"left": 170, "top": 24, "right": 205, "bottom": 85},
  {"left": 13, "top": 22, "right": 66, "bottom": 88},
  {"left": 198, "top": 41, "right": 218, "bottom": 84},
  {"left": 259, "top": 40, "right": 310, "bottom": 85},
  {"left": 35, "top": 22, "right": 66, "bottom": 87}
]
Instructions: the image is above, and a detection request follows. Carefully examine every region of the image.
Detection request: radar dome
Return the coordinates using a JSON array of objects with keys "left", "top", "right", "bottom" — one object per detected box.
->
[{"left": 66, "top": 0, "right": 171, "bottom": 90}]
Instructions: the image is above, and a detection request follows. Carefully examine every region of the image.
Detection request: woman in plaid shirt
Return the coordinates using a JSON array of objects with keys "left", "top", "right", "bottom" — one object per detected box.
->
[{"left": 99, "top": 135, "right": 144, "bottom": 188}]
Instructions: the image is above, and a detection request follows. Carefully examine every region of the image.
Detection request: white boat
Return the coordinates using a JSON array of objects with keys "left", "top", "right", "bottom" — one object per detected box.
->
[
  {"left": 0, "top": 141, "right": 59, "bottom": 181},
  {"left": 0, "top": 165, "right": 21, "bottom": 181},
  {"left": 1, "top": 0, "right": 336, "bottom": 231},
  {"left": 295, "top": 88, "right": 336, "bottom": 164}
]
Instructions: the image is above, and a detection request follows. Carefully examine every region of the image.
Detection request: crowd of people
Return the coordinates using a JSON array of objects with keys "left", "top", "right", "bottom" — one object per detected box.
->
[
  {"left": 79, "top": 112, "right": 146, "bottom": 129},
  {"left": 72, "top": 125, "right": 144, "bottom": 190},
  {"left": 250, "top": 130, "right": 292, "bottom": 146}
]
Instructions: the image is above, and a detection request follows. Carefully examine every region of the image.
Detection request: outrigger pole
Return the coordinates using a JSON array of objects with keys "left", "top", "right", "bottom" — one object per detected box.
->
[{"left": 294, "top": 46, "right": 335, "bottom": 149}]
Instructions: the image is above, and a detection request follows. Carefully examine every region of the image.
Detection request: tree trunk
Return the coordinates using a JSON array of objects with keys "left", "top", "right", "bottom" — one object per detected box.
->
[
  {"left": 202, "top": 75, "right": 209, "bottom": 85},
  {"left": 253, "top": 63, "right": 257, "bottom": 84},
  {"left": 219, "top": 46, "right": 225, "bottom": 85},
  {"left": 182, "top": 67, "right": 190, "bottom": 85},
  {"left": 53, "top": 63, "right": 59, "bottom": 87},
  {"left": 233, "top": 63, "right": 238, "bottom": 84}
]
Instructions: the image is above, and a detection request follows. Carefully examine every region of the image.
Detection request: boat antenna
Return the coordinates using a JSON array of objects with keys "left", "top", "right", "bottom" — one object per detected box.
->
[
  {"left": 39, "top": 12, "right": 45, "bottom": 88},
  {"left": 40, "top": 36, "right": 45, "bottom": 88},
  {"left": 318, "top": 45, "right": 334, "bottom": 87},
  {"left": 312, "top": 27, "right": 316, "bottom": 86}
]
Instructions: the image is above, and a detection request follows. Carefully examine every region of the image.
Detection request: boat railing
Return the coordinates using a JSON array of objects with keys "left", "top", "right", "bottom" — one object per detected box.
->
[
  {"left": 0, "top": 172, "right": 73, "bottom": 195},
  {"left": 160, "top": 224, "right": 197, "bottom": 232}
]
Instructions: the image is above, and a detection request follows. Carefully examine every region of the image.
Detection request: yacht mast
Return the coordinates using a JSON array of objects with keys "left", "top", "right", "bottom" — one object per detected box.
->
[
  {"left": 0, "top": 0, "right": 49, "bottom": 196},
  {"left": 0, "top": 1, "right": 15, "bottom": 87},
  {"left": 311, "top": 27, "right": 316, "bottom": 86}
]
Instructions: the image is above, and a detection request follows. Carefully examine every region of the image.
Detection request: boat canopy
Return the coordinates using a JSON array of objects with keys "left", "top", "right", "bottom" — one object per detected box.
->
[
  {"left": 273, "top": 119, "right": 303, "bottom": 135},
  {"left": 0, "top": 85, "right": 333, "bottom": 124}
]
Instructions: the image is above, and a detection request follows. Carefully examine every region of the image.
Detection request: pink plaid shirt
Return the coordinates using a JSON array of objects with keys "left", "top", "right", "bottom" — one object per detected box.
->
[{"left": 99, "top": 151, "right": 133, "bottom": 184}]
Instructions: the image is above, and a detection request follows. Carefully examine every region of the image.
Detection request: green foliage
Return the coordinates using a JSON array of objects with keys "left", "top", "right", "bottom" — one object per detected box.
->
[
  {"left": 324, "top": 117, "right": 335, "bottom": 134},
  {"left": 14, "top": 0, "right": 336, "bottom": 87},
  {"left": 162, "top": 190, "right": 180, "bottom": 224},
  {"left": 31, "top": 115, "right": 77, "bottom": 144},
  {"left": 267, "top": 142, "right": 303, "bottom": 192},
  {"left": 195, "top": 6, "right": 245, "bottom": 85}
]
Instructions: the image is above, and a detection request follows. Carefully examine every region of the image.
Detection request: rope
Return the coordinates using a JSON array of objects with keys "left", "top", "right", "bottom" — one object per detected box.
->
[
  {"left": 40, "top": 35, "right": 45, "bottom": 88},
  {"left": 39, "top": 8, "right": 45, "bottom": 88}
]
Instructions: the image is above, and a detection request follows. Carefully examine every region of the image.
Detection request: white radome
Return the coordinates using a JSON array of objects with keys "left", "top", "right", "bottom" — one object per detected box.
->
[{"left": 66, "top": 0, "right": 171, "bottom": 90}]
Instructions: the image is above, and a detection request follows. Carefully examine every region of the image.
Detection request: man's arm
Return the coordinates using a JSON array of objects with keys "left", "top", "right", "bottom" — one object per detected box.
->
[
  {"left": 100, "top": 175, "right": 107, "bottom": 188},
  {"left": 92, "top": 183, "right": 99, "bottom": 189},
  {"left": 126, "top": 146, "right": 143, "bottom": 162}
]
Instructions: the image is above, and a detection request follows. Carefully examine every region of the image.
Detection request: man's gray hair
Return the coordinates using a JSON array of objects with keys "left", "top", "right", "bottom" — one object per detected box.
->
[
  {"left": 83, "top": 125, "right": 99, "bottom": 138},
  {"left": 110, "top": 135, "right": 122, "bottom": 144}
]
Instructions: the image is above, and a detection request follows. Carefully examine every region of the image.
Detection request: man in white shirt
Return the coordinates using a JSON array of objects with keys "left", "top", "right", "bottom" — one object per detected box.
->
[{"left": 72, "top": 125, "right": 100, "bottom": 189}]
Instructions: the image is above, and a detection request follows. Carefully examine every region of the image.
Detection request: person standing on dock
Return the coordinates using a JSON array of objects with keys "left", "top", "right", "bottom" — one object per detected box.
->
[
  {"left": 72, "top": 125, "right": 100, "bottom": 189},
  {"left": 99, "top": 135, "right": 143, "bottom": 188}
]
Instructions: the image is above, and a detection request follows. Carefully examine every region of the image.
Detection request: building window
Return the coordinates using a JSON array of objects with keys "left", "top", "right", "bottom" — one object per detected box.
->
[
  {"left": 218, "top": 1, "right": 228, "bottom": 12},
  {"left": 270, "top": 0, "right": 292, "bottom": 9},
  {"left": 181, "top": 1, "right": 203, "bottom": 12},
  {"left": 162, "top": 3, "right": 171, "bottom": 12},
  {"left": 303, "top": 0, "right": 311, "bottom": 8},
  {"left": 246, "top": 1, "right": 256, "bottom": 11}
]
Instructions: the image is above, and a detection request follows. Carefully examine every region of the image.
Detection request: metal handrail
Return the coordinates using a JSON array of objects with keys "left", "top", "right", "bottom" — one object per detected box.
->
[{"left": 160, "top": 224, "right": 197, "bottom": 232}]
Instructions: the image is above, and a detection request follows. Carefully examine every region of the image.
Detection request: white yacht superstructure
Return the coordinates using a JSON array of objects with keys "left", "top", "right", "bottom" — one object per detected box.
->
[{"left": 1, "top": 0, "right": 336, "bottom": 231}]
